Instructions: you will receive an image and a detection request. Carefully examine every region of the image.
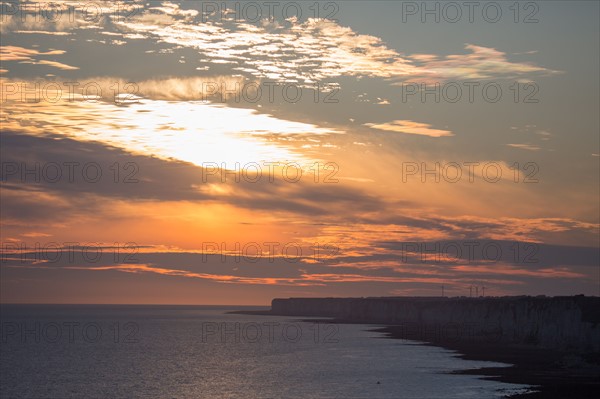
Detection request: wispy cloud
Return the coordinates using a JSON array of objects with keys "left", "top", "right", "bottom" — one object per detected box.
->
[
  {"left": 507, "top": 143, "right": 541, "bottom": 151},
  {"left": 36, "top": 59, "right": 79, "bottom": 70},
  {"left": 0, "top": 45, "right": 78, "bottom": 70},
  {"left": 0, "top": 45, "right": 65, "bottom": 61},
  {"left": 405, "top": 44, "right": 559, "bottom": 82},
  {"left": 365, "top": 120, "right": 454, "bottom": 137},
  {"left": 13, "top": 30, "right": 72, "bottom": 36}
]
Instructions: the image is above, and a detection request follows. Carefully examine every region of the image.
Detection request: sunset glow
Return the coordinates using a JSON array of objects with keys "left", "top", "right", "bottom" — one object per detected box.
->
[{"left": 1, "top": 0, "right": 599, "bottom": 304}]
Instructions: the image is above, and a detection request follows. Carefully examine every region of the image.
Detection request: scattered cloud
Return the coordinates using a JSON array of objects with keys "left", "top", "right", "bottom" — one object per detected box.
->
[{"left": 115, "top": 13, "right": 556, "bottom": 86}]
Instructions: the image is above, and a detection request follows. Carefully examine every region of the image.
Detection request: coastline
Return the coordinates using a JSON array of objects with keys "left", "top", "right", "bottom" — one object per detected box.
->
[
  {"left": 374, "top": 325, "right": 600, "bottom": 399},
  {"left": 231, "top": 309, "right": 600, "bottom": 398}
]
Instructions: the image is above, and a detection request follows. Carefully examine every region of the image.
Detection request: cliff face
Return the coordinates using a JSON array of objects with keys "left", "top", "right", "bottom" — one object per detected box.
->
[{"left": 271, "top": 296, "right": 600, "bottom": 353}]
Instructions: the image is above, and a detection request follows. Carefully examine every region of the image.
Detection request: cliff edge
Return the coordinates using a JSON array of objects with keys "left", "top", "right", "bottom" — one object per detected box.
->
[{"left": 270, "top": 296, "right": 600, "bottom": 353}]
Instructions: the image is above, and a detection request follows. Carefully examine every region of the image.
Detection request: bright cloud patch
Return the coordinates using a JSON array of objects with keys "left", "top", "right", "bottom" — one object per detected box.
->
[
  {"left": 0, "top": 45, "right": 77, "bottom": 70},
  {"left": 1, "top": 92, "right": 340, "bottom": 169},
  {"left": 365, "top": 120, "right": 454, "bottom": 137},
  {"left": 507, "top": 143, "right": 541, "bottom": 151}
]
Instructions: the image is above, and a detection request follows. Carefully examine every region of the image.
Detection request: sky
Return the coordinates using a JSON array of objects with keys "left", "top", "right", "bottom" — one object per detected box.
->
[{"left": 0, "top": 0, "right": 599, "bottom": 304}]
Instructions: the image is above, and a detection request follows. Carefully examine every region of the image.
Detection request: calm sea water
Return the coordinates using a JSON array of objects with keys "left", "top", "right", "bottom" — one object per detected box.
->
[{"left": 0, "top": 305, "right": 531, "bottom": 398}]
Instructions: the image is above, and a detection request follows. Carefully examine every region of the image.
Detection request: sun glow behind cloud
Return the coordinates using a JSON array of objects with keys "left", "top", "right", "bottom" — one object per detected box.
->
[
  {"left": 1, "top": 94, "right": 339, "bottom": 169},
  {"left": 1, "top": 1, "right": 598, "bottom": 302}
]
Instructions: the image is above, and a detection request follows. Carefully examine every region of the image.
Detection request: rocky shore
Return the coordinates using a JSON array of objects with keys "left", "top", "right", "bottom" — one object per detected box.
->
[{"left": 237, "top": 295, "right": 600, "bottom": 398}]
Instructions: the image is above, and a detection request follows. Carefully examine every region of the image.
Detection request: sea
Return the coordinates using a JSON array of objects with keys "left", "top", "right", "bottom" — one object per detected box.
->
[{"left": 0, "top": 305, "right": 532, "bottom": 398}]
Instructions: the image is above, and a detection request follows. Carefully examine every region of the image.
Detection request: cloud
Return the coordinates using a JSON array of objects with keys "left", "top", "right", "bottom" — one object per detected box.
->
[
  {"left": 506, "top": 126, "right": 552, "bottom": 151},
  {"left": 0, "top": 84, "right": 342, "bottom": 171},
  {"left": 3, "top": 4, "right": 557, "bottom": 86},
  {"left": 2, "top": 2, "right": 593, "bottom": 301},
  {"left": 365, "top": 120, "right": 454, "bottom": 137},
  {"left": 0, "top": 130, "right": 382, "bottom": 220},
  {"left": 20, "top": 232, "right": 52, "bottom": 238},
  {"left": 1, "top": 76, "right": 254, "bottom": 102},
  {"left": 0, "top": 45, "right": 78, "bottom": 70},
  {"left": 149, "top": 1, "right": 199, "bottom": 19},
  {"left": 114, "top": 12, "right": 556, "bottom": 86},
  {"left": 2, "top": 240, "right": 596, "bottom": 294},
  {"left": 514, "top": 50, "right": 539, "bottom": 55},
  {"left": 13, "top": 30, "right": 72, "bottom": 36},
  {"left": 451, "top": 264, "right": 585, "bottom": 279},
  {"left": 404, "top": 44, "right": 559, "bottom": 82},
  {"left": 507, "top": 143, "right": 541, "bottom": 151},
  {"left": 36, "top": 60, "right": 79, "bottom": 70},
  {"left": 311, "top": 216, "right": 600, "bottom": 256},
  {"left": 62, "top": 264, "right": 298, "bottom": 285},
  {"left": 0, "top": 46, "right": 65, "bottom": 61},
  {"left": 536, "top": 130, "right": 552, "bottom": 140},
  {"left": 0, "top": 1, "right": 120, "bottom": 34}
]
